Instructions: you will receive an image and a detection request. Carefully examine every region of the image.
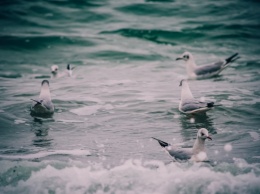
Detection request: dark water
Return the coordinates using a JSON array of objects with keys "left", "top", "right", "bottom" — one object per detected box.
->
[{"left": 0, "top": 0, "right": 260, "bottom": 193}]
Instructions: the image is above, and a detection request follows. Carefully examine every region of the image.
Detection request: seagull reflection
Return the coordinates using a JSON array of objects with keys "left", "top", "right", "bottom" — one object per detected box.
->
[
  {"left": 179, "top": 113, "right": 216, "bottom": 141},
  {"left": 30, "top": 118, "right": 53, "bottom": 148}
]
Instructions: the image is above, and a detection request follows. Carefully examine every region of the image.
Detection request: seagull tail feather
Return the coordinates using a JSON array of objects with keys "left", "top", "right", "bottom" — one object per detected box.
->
[
  {"left": 30, "top": 99, "right": 42, "bottom": 105},
  {"left": 152, "top": 137, "right": 170, "bottom": 147},
  {"left": 225, "top": 53, "right": 239, "bottom": 65}
]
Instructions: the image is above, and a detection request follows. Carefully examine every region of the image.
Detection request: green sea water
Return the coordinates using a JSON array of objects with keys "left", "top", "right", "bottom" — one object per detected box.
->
[{"left": 0, "top": 0, "right": 260, "bottom": 193}]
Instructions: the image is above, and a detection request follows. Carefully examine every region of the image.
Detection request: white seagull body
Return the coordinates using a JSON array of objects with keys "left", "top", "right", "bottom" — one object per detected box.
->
[
  {"left": 51, "top": 64, "right": 75, "bottom": 78},
  {"left": 179, "top": 79, "right": 216, "bottom": 114},
  {"left": 30, "top": 80, "right": 54, "bottom": 115},
  {"left": 176, "top": 52, "right": 239, "bottom": 79},
  {"left": 152, "top": 128, "right": 212, "bottom": 162}
]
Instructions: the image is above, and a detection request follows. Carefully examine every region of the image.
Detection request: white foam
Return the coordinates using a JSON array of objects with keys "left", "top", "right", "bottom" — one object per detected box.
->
[
  {"left": 103, "top": 104, "right": 114, "bottom": 110},
  {"left": 58, "top": 119, "right": 84, "bottom": 123},
  {"left": 248, "top": 132, "right": 259, "bottom": 141},
  {"left": 70, "top": 105, "right": 102, "bottom": 116},
  {"left": 1, "top": 159, "right": 260, "bottom": 194},
  {"left": 219, "top": 100, "right": 233, "bottom": 107},
  {"left": 14, "top": 119, "right": 26, "bottom": 124}
]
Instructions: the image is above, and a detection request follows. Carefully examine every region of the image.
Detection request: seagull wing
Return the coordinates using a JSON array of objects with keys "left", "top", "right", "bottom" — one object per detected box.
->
[
  {"left": 180, "top": 101, "right": 214, "bottom": 113},
  {"left": 194, "top": 61, "right": 223, "bottom": 76},
  {"left": 194, "top": 53, "right": 239, "bottom": 76},
  {"left": 168, "top": 148, "right": 192, "bottom": 160},
  {"left": 153, "top": 137, "right": 194, "bottom": 161}
]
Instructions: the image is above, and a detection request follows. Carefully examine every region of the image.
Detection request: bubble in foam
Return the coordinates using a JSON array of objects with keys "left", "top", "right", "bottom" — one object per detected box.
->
[
  {"left": 200, "top": 96, "right": 205, "bottom": 102},
  {"left": 190, "top": 118, "right": 195, "bottom": 123},
  {"left": 224, "top": 143, "right": 232, "bottom": 152},
  {"left": 197, "top": 152, "right": 207, "bottom": 161}
]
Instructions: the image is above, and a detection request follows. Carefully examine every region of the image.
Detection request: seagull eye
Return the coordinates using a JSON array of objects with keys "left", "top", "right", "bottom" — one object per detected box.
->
[
  {"left": 201, "top": 133, "right": 205, "bottom": 136},
  {"left": 184, "top": 55, "right": 189, "bottom": 59}
]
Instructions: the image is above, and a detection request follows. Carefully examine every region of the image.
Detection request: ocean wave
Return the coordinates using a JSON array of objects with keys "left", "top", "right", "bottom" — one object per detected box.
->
[
  {"left": 0, "top": 35, "right": 95, "bottom": 50},
  {"left": 0, "top": 159, "right": 259, "bottom": 194},
  {"left": 0, "top": 149, "right": 91, "bottom": 160},
  {"left": 102, "top": 28, "right": 205, "bottom": 45}
]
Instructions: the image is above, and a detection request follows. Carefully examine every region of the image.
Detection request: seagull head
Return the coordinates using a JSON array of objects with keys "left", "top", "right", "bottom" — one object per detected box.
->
[
  {"left": 41, "top": 80, "right": 49, "bottom": 87},
  {"left": 51, "top": 65, "right": 59, "bottom": 74},
  {"left": 40, "top": 80, "right": 51, "bottom": 93},
  {"left": 176, "top": 51, "right": 193, "bottom": 62},
  {"left": 197, "top": 128, "right": 212, "bottom": 140}
]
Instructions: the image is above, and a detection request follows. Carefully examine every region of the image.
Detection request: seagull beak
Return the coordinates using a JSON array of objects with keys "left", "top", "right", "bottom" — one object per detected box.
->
[
  {"left": 207, "top": 136, "right": 212, "bottom": 140},
  {"left": 176, "top": 57, "right": 183, "bottom": 61}
]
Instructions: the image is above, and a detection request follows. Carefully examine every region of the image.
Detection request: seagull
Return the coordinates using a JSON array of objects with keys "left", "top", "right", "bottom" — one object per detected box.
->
[
  {"left": 66, "top": 64, "right": 76, "bottom": 77},
  {"left": 152, "top": 128, "right": 212, "bottom": 162},
  {"left": 176, "top": 52, "right": 239, "bottom": 79},
  {"left": 51, "top": 64, "right": 75, "bottom": 78},
  {"left": 30, "top": 80, "right": 54, "bottom": 115},
  {"left": 51, "top": 65, "right": 59, "bottom": 78},
  {"left": 179, "top": 79, "right": 217, "bottom": 114}
]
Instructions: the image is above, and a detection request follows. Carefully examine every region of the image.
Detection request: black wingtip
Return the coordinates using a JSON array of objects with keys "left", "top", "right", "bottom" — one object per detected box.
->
[
  {"left": 67, "top": 64, "right": 70, "bottom": 70},
  {"left": 225, "top": 53, "right": 239, "bottom": 64},
  {"left": 207, "top": 102, "right": 214, "bottom": 108},
  {"left": 30, "top": 99, "right": 42, "bottom": 105},
  {"left": 152, "top": 137, "right": 170, "bottom": 148}
]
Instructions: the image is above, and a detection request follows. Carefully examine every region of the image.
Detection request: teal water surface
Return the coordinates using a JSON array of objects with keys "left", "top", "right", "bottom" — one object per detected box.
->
[{"left": 0, "top": 0, "right": 260, "bottom": 193}]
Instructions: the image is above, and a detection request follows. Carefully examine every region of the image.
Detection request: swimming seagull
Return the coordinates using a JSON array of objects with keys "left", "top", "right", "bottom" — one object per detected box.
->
[
  {"left": 51, "top": 64, "right": 75, "bottom": 78},
  {"left": 30, "top": 80, "right": 54, "bottom": 115},
  {"left": 66, "top": 64, "right": 76, "bottom": 77},
  {"left": 152, "top": 128, "right": 212, "bottom": 162},
  {"left": 176, "top": 52, "right": 239, "bottom": 79},
  {"left": 51, "top": 65, "right": 59, "bottom": 78},
  {"left": 179, "top": 79, "right": 216, "bottom": 114}
]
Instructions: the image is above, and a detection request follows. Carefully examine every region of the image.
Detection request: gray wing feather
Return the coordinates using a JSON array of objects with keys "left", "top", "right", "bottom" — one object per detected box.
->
[
  {"left": 194, "top": 61, "right": 224, "bottom": 75},
  {"left": 168, "top": 148, "right": 192, "bottom": 160},
  {"left": 31, "top": 98, "right": 54, "bottom": 113},
  {"left": 43, "top": 100, "right": 54, "bottom": 111},
  {"left": 181, "top": 101, "right": 208, "bottom": 112}
]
